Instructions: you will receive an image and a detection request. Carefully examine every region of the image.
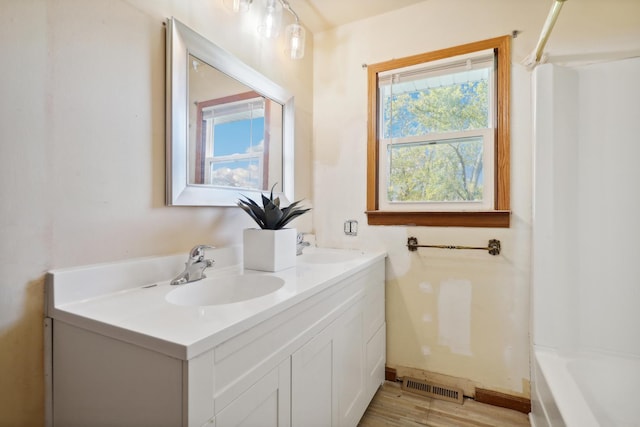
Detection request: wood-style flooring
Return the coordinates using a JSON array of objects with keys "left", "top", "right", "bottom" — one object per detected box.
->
[{"left": 358, "top": 381, "right": 531, "bottom": 427}]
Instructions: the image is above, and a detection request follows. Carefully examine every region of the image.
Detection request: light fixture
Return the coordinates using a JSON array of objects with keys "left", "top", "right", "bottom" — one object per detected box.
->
[
  {"left": 229, "top": 0, "right": 306, "bottom": 59},
  {"left": 281, "top": 0, "right": 305, "bottom": 60}
]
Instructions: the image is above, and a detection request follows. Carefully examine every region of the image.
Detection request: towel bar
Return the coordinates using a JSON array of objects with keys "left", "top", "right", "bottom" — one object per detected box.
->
[{"left": 407, "top": 237, "right": 501, "bottom": 256}]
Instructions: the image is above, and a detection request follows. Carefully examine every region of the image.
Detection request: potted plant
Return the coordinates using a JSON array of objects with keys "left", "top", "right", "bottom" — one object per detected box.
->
[{"left": 238, "top": 186, "right": 310, "bottom": 271}]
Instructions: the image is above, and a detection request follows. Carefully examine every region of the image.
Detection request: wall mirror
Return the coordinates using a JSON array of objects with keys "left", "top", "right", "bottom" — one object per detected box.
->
[{"left": 166, "top": 17, "right": 294, "bottom": 206}]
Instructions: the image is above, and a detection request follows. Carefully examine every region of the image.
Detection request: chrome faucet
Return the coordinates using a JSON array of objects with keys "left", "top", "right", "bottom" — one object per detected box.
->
[
  {"left": 296, "top": 233, "right": 310, "bottom": 256},
  {"left": 170, "top": 245, "right": 215, "bottom": 285}
]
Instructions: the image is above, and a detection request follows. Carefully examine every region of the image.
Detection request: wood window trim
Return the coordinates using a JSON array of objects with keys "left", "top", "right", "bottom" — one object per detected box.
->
[
  {"left": 194, "top": 91, "right": 270, "bottom": 185},
  {"left": 366, "top": 35, "right": 511, "bottom": 228}
]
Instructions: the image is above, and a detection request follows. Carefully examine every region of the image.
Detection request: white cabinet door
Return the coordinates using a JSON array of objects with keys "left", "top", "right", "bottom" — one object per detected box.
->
[
  {"left": 363, "top": 273, "right": 386, "bottom": 403},
  {"left": 291, "top": 320, "right": 336, "bottom": 427},
  {"left": 334, "top": 301, "right": 366, "bottom": 427},
  {"left": 365, "top": 323, "right": 386, "bottom": 401},
  {"left": 216, "top": 358, "right": 291, "bottom": 427},
  {"left": 291, "top": 299, "right": 366, "bottom": 427}
]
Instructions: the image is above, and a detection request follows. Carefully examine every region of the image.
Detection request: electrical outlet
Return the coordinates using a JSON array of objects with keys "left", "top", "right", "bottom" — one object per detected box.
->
[{"left": 344, "top": 219, "right": 358, "bottom": 236}]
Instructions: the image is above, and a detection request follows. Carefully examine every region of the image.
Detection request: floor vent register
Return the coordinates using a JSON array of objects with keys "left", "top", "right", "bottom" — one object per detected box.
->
[{"left": 401, "top": 377, "right": 464, "bottom": 405}]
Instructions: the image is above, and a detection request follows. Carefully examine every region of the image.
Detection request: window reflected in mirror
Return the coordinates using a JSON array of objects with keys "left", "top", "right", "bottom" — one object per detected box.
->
[{"left": 188, "top": 55, "right": 283, "bottom": 192}]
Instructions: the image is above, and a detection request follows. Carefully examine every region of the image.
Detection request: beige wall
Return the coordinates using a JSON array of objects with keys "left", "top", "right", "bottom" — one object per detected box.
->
[
  {"left": 0, "top": 0, "right": 313, "bottom": 425},
  {"left": 312, "top": 0, "right": 640, "bottom": 398}
]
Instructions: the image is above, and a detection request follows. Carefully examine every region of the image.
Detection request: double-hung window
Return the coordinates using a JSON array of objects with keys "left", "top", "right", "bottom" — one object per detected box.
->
[{"left": 367, "top": 36, "right": 511, "bottom": 227}]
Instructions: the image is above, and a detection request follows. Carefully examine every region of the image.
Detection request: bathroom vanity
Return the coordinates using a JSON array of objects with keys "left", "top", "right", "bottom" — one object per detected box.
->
[{"left": 45, "top": 247, "right": 386, "bottom": 427}]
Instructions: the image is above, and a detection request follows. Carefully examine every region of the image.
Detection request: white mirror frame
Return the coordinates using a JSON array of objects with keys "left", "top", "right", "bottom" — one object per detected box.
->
[{"left": 166, "top": 17, "right": 294, "bottom": 206}]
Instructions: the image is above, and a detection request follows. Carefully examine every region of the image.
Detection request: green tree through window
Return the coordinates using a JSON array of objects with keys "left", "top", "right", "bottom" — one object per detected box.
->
[{"left": 384, "top": 79, "right": 488, "bottom": 202}]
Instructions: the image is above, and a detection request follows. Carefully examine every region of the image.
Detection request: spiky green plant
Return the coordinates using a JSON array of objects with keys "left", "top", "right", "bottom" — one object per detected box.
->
[{"left": 238, "top": 185, "right": 310, "bottom": 230}]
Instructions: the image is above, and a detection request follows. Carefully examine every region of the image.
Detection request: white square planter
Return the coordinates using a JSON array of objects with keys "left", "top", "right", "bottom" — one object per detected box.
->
[{"left": 243, "top": 228, "right": 297, "bottom": 272}]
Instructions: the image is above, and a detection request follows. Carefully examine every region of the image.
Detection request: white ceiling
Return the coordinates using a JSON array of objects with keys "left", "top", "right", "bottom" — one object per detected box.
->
[{"left": 286, "top": 0, "right": 429, "bottom": 33}]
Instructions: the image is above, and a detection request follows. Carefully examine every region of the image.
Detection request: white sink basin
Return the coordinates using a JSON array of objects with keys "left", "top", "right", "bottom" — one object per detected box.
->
[
  {"left": 165, "top": 274, "right": 285, "bottom": 306},
  {"left": 299, "top": 251, "right": 362, "bottom": 264}
]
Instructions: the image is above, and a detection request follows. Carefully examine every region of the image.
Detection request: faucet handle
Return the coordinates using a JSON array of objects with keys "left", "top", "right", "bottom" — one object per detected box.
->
[{"left": 189, "top": 244, "right": 215, "bottom": 260}]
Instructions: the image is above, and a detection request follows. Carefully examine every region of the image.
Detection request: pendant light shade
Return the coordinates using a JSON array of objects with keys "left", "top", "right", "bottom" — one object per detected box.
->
[
  {"left": 285, "top": 23, "right": 305, "bottom": 60},
  {"left": 257, "top": 0, "right": 283, "bottom": 39}
]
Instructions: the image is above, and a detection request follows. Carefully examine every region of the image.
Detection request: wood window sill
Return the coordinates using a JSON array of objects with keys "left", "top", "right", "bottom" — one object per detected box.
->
[{"left": 365, "top": 210, "right": 511, "bottom": 228}]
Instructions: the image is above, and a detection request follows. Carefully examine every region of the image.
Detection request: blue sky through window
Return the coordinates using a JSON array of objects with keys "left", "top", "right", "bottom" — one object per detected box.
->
[{"left": 214, "top": 118, "right": 265, "bottom": 156}]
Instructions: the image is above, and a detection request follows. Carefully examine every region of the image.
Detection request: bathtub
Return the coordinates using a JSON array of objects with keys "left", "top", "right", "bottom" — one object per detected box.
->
[{"left": 531, "top": 348, "right": 640, "bottom": 427}]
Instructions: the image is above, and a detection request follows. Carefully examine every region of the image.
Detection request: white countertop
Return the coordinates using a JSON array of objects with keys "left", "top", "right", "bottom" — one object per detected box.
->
[{"left": 46, "top": 247, "right": 386, "bottom": 360}]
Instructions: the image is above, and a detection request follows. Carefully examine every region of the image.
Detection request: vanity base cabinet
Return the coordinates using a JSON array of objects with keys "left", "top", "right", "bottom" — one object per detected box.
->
[{"left": 49, "top": 259, "right": 385, "bottom": 427}]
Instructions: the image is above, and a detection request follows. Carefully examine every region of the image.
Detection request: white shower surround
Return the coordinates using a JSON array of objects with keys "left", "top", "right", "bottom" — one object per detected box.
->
[{"left": 531, "top": 58, "right": 640, "bottom": 427}]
